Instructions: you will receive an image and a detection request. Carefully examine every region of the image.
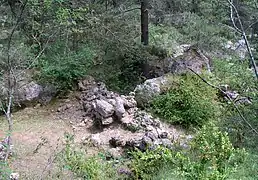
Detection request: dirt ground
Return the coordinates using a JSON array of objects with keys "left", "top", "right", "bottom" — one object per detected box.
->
[
  {"left": 0, "top": 92, "right": 186, "bottom": 179},
  {"left": 0, "top": 94, "right": 88, "bottom": 179}
]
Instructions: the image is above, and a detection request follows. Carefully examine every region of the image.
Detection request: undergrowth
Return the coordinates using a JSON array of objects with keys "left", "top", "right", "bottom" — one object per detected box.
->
[
  {"left": 36, "top": 43, "right": 94, "bottom": 93},
  {"left": 130, "top": 123, "right": 246, "bottom": 180},
  {"left": 151, "top": 74, "right": 221, "bottom": 128},
  {"left": 58, "top": 133, "right": 124, "bottom": 180}
]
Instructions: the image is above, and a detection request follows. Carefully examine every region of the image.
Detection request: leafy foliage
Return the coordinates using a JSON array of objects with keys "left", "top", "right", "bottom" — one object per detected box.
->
[
  {"left": 151, "top": 75, "right": 221, "bottom": 127},
  {"left": 37, "top": 44, "right": 94, "bottom": 92},
  {"left": 130, "top": 123, "right": 246, "bottom": 180},
  {"left": 59, "top": 133, "right": 119, "bottom": 180}
]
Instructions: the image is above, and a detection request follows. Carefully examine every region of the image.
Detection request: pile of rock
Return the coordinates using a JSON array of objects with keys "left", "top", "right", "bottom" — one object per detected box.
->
[
  {"left": 79, "top": 76, "right": 178, "bottom": 151},
  {"left": 110, "top": 131, "right": 173, "bottom": 152},
  {"left": 80, "top": 77, "right": 137, "bottom": 126}
]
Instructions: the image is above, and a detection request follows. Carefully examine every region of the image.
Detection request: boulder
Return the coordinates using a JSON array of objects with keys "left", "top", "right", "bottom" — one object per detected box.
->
[
  {"left": 16, "top": 81, "right": 43, "bottom": 104},
  {"left": 170, "top": 46, "right": 212, "bottom": 74},
  {"left": 0, "top": 70, "right": 56, "bottom": 108},
  {"left": 114, "top": 97, "right": 126, "bottom": 120},
  {"left": 134, "top": 74, "right": 179, "bottom": 106},
  {"left": 95, "top": 99, "right": 114, "bottom": 118},
  {"left": 224, "top": 39, "right": 247, "bottom": 60}
]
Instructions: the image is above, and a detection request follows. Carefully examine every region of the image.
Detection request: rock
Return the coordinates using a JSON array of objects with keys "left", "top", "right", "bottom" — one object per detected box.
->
[
  {"left": 107, "top": 147, "right": 123, "bottom": 159},
  {"left": 102, "top": 117, "right": 114, "bottom": 125},
  {"left": 170, "top": 46, "right": 212, "bottom": 74},
  {"left": 224, "top": 39, "right": 247, "bottom": 59},
  {"left": 154, "top": 138, "right": 172, "bottom": 148},
  {"left": 95, "top": 99, "right": 114, "bottom": 118},
  {"left": 90, "top": 134, "right": 102, "bottom": 147},
  {"left": 0, "top": 70, "right": 56, "bottom": 108},
  {"left": 78, "top": 75, "right": 96, "bottom": 91},
  {"left": 134, "top": 74, "right": 179, "bottom": 106},
  {"left": 158, "top": 131, "right": 168, "bottom": 139},
  {"left": 38, "top": 84, "right": 57, "bottom": 105},
  {"left": 109, "top": 137, "right": 125, "bottom": 147},
  {"left": 16, "top": 81, "right": 43, "bottom": 105},
  {"left": 115, "top": 97, "right": 126, "bottom": 119},
  {"left": 57, "top": 104, "right": 72, "bottom": 112},
  {"left": 121, "top": 95, "right": 137, "bottom": 108},
  {"left": 134, "top": 77, "right": 161, "bottom": 106},
  {"left": 172, "top": 44, "right": 192, "bottom": 58},
  {"left": 125, "top": 131, "right": 168, "bottom": 151},
  {"left": 10, "top": 173, "right": 19, "bottom": 180}
]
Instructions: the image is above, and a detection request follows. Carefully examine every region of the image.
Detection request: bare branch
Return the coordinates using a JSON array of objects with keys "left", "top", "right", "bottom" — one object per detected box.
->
[
  {"left": 188, "top": 68, "right": 258, "bottom": 135},
  {"left": 227, "top": 0, "right": 258, "bottom": 80},
  {"left": 3, "top": 0, "right": 28, "bottom": 162},
  {"left": 228, "top": 0, "right": 242, "bottom": 33}
]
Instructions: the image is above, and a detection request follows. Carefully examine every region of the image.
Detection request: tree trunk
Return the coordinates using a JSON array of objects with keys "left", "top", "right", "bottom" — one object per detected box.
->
[{"left": 141, "top": 0, "right": 149, "bottom": 45}]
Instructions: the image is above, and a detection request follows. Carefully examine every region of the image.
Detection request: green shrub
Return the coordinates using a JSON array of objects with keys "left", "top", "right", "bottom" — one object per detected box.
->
[
  {"left": 0, "top": 161, "right": 11, "bottom": 180},
  {"left": 91, "top": 45, "right": 156, "bottom": 93},
  {"left": 37, "top": 45, "right": 94, "bottom": 92},
  {"left": 151, "top": 75, "right": 220, "bottom": 127},
  {"left": 184, "top": 124, "right": 247, "bottom": 180},
  {"left": 59, "top": 133, "right": 118, "bottom": 180},
  {"left": 130, "top": 146, "right": 182, "bottom": 179},
  {"left": 130, "top": 123, "right": 246, "bottom": 180},
  {"left": 213, "top": 59, "right": 257, "bottom": 95}
]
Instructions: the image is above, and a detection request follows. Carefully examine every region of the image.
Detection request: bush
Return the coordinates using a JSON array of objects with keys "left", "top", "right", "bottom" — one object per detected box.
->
[
  {"left": 184, "top": 124, "right": 246, "bottom": 180},
  {"left": 59, "top": 133, "right": 118, "bottom": 180},
  {"left": 130, "top": 123, "right": 246, "bottom": 180},
  {"left": 151, "top": 75, "right": 220, "bottom": 127},
  {"left": 37, "top": 44, "right": 94, "bottom": 92},
  {"left": 130, "top": 146, "right": 182, "bottom": 179},
  {"left": 0, "top": 161, "right": 11, "bottom": 180},
  {"left": 213, "top": 59, "right": 257, "bottom": 95},
  {"left": 91, "top": 45, "right": 157, "bottom": 93}
]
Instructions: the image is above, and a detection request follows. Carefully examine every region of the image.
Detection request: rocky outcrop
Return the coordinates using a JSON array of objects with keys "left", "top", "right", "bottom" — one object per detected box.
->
[
  {"left": 224, "top": 39, "right": 247, "bottom": 60},
  {"left": 142, "top": 44, "right": 211, "bottom": 79}
]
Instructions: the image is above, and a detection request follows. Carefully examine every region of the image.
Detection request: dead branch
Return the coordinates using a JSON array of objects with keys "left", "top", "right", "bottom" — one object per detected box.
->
[
  {"left": 3, "top": 0, "right": 28, "bottom": 162},
  {"left": 188, "top": 68, "right": 258, "bottom": 135},
  {"left": 227, "top": 0, "right": 258, "bottom": 80}
]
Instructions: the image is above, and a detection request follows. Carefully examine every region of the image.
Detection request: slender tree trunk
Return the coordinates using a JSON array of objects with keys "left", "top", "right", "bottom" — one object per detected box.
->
[{"left": 141, "top": 0, "right": 149, "bottom": 45}]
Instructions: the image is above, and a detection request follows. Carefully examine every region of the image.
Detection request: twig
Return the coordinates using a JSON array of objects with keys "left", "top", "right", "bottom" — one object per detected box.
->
[{"left": 188, "top": 68, "right": 258, "bottom": 135}]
